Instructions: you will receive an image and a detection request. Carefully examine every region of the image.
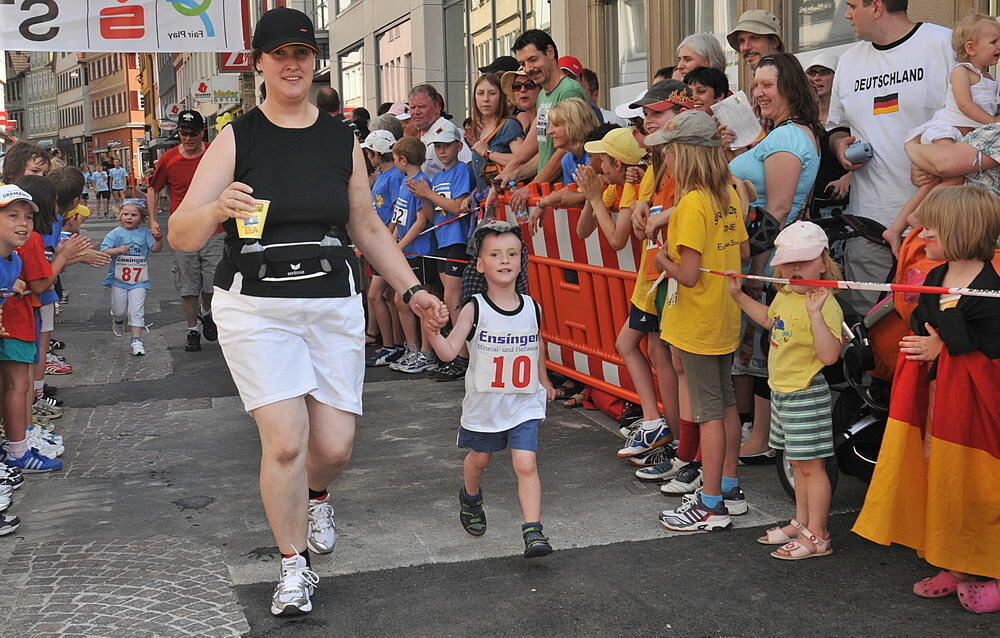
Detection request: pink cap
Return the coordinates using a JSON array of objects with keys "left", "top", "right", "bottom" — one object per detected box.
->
[
  {"left": 770, "top": 221, "right": 829, "bottom": 266},
  {"left": 558, "top": 56, "right": 583, "bottom": 78},
  {"left": 388, "top": 102, "right": 410, "bottom": 120}
]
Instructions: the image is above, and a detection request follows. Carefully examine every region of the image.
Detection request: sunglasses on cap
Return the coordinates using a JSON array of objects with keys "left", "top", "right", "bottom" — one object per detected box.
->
[{"left": 511, "top": 81, "right": 538, "bottom": 92}]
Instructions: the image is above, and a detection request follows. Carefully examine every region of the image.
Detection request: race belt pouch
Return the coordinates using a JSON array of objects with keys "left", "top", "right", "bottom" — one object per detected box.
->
[{"left": 235, "top": 231, "right": 359, "bottom": 288}]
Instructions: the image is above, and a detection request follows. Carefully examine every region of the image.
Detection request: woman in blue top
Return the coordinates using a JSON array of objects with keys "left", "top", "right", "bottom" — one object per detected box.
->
[
  {"left": 531, "top": 97, "right": 598, "bottom": 214},
  {"left": 469, "top": 73, "right": 525, "bottom": 195},
  {"left": 727, "top": 52, "right": 822, "bottom": 458}
]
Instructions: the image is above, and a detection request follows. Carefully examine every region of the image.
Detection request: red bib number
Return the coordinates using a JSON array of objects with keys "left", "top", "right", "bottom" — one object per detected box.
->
[
  {"left": 115, "top": 255, "right": 148, "bottom": 284},
  {"left": 473, "top": 328, "right": 540, "bottom": 394}
]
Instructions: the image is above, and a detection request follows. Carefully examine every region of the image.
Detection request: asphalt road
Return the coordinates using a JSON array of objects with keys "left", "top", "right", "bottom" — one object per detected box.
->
[{"left": 0, "top": 217, "right": 992, "bottom": 637}]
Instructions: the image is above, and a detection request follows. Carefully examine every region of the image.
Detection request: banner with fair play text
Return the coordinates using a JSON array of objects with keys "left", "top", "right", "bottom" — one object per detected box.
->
[{"left": 0, "top": 0, "right": 249, "bottom": 52}]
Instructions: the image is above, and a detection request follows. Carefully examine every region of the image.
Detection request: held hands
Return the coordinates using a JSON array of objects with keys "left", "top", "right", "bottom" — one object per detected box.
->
[
  {"left": 214, "top": 181, "right": 255, "bottom": 222},
  {"left": 804, "top": 287, "right": 829, "bottom": 315},
  {"left": 150, "top": 227, "right": 162, "bottom": 240},
  {"left": 412, "top": 290, "right": 449, "bottom": 332},
  {"left": 575, "top": 165, "right": 604, "bottom": 201},
  {"left": 900, "top": 323, "right": 944, "bottom": 362},
  {"left": 406, "top": 177, "right": 433, "bottom": 199}
]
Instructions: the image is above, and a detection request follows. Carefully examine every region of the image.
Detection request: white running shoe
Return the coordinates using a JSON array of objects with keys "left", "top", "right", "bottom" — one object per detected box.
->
[
  {"left": 306, "top": 496, "right": 337, "bottom": 554},
  {"left": 130, "top": 340, "right": 146, "bottom": 356},
  {"left": 270, "top": 554, "right": 319, "bottom": 616}
]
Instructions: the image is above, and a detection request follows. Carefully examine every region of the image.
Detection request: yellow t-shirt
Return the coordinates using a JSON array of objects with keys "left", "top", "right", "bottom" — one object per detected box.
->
[
  {"left": 659, "top": 188, "right": 748, "bottom": 355},
  {"left": 766, "top": 290, "right": 844, "bottom": 393},
  {"left": 637, "top": 165, "right": 656, "bottom": 203}
]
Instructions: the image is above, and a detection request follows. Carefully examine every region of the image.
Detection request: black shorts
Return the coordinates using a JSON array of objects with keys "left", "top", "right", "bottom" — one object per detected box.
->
[
  {"left": 628, "top": 304, "right": 658, "bottom": 332},
  {"left": 97, "top": 191, "right": 111, "bottom": 200},
  {"left": 81, "top": 193, "right": 89, "bottom": 200},
  {"left": 408, "top": 257, "right": 427, "bottom": 285},
  {"left": 436, "top": 243, "right": 468, "bottom": 277}
]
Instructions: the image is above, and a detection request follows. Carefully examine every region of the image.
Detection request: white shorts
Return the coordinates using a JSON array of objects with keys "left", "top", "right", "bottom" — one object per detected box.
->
[
  {"left": 110, "top": 286, "right": 147, "bottom": 328},
  {"left": 212, "top": 286, "right": 365, "bottom": 414},
  {"left": 40, "top": 303, "right": 55, "bottom": 333}
]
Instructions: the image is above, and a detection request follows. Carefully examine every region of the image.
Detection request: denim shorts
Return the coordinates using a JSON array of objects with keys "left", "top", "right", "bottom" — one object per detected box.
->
[{"left": 456, "top": 419, "right": 541, "bottom": 453}]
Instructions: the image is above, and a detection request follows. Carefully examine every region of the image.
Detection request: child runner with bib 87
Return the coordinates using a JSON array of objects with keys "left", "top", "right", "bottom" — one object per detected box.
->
[
  {"left": 100, "top": 199, "right": 162, "bottom": 356},
  {"left": 730, "top": 221, "right": 844, "bottom": 559},
  {"left": 424, "top": 219, "right": 557, "bottom": 558}
]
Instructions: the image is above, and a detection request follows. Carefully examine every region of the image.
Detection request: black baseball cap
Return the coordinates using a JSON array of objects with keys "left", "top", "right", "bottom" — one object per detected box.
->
[
  {"left": 252, "top": 7, "right": 319, "bottom": 54},
  {"left": 176, "top": 110, "right": 205, "bottom": 132},
  {"left": 479, "top": 56, "right": 520, "bottom": 74},
  {"left": 629, "top": 79, "right": 695, "bottom": 112}
]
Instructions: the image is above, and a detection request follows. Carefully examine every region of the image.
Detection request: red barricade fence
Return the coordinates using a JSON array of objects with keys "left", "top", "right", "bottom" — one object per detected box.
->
[{"left": 497, "top": 183, "right": 653, "bottom": 404}]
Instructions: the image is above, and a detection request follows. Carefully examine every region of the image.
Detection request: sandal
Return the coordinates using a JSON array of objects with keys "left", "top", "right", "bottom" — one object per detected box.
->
[
  {"left": 770, "top": 527, "right": 832, "bottom": 560},
  {"left": 757, "top": 519, "right": 803, "bottom": 545},
  {"left": 562, "top": 392, "right": 585, "bottom": 408},
  {"left": 365, "top": 332, "right": 378, "bottom": 345},
  {"left": 957, "top": 579, "right": 1000, "bottom": 614},
  {"left": 554, "top": 380, "right": 584, "bottom": 401},
  {"left": 913, "top": 570, "right": 964, "bottom": 599}
]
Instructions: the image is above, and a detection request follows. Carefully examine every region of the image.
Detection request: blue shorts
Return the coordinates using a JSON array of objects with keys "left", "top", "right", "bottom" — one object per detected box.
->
[
  {"left": 457, "top": 419, "right": 542, "bottom": 453},
  {"left": 628, "top": 304, "right": 658, "bottom": 332},
  {"left": 0, "top": 337, "right": 38, "bottom": 363}
]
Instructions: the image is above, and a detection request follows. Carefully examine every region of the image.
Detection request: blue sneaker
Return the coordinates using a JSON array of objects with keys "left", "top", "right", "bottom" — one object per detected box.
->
[
  {"left": 367, "top": 346, "right": 403, "bottom": 368},
  {"left": 3, "top": 448, "right": 63, "bottom": 473},
  {"left": 616, "top": 418, "right": 672, "bottom": 458}
]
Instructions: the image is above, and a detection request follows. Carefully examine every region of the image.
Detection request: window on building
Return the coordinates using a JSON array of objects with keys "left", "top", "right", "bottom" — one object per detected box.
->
[
  {"left": 682, "top": 0, "right": 739, "bottom": 89},
  {"left": 338, "top": 45, "right": 364, "bottom": 109},
  {"left": 786, "top": 0, "right": 855, "bottom": 53},
  {"left": 605, "top": 0, "right": 647, "bottom": 89},
  {"left": 336, "top": 0, "right": 354, "bottom": 13}
]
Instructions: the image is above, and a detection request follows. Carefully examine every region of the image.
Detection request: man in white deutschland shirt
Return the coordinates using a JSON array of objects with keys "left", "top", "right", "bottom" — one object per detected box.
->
[{"left": 826, "top": 0, "right": 953, "bottom": 314}]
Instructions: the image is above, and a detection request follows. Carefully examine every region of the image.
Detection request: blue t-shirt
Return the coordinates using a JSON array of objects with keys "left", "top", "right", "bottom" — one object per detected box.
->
[
  {"left": 561, "top": 150, "right": 590, "bottom": 186},
  {"left": 371, "top": 166, "right": 405, "bottom": 226},
  {"left": 431, "top": 161, "right": 473, "bottom": 248},
  {"left": 470, "top": 118, "right": 526, "bottom": 193},
  {"left": 40, "top": 215, "right": 64, "bottom": 251},
  {"left": 0, "top": 253, "right": 22, "bottom": 306},
  {"left": 92, "top": 170, "right": 110, "bottom": 192},
  {"left": 728, "top": 123, "right": 819, "bottom": 223},
  {"left": 100, "top": 226, "right": 156, "bottom": 290},
  {"left": 109, "top": 167, "right": 128, "bottom": 190},
  {"left": 392, "top": 171, "right": 434, "bottom": 260}
]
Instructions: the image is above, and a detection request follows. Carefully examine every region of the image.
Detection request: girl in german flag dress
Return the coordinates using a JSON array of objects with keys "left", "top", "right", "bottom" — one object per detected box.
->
[{"left": 853, "top": 185, "right": 1000, "bottom": 614}]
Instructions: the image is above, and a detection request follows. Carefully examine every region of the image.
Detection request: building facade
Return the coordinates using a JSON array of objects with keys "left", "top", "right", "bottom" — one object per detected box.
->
[
  {"left": 85, "top": 52, "right": 144, "bottom": 178},
  {"left": 54, "top": 52, "right": 88, "bottom": 167},
  {"left": 23, "top": 51, "right": 57, "bottom": 149},
  {"left": 2, "top": 51, "right": 30, "bottom": 147}
]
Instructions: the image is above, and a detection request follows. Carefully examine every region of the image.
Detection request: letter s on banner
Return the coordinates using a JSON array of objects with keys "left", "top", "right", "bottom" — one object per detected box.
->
[
  {"left": 100, "top": 2, "right": 145, "bottom": 40},
  {"left": 14, "top": 0, "right": 60, "bottom": 42}
]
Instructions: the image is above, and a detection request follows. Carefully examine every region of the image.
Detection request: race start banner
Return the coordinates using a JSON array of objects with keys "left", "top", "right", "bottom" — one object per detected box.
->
[{"left": 0, "top": 0, "right": 250, "bottom": 52}]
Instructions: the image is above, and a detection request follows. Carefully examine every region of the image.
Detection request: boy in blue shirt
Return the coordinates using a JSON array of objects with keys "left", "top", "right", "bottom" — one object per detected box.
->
[
  {"left": 388, "top": 137, "right": 438, "bottom": 375},
  {"left": 407, "top": 119, "right": 474, "bottom": 381},
  {"left": 362, "top": 130, "right": 407, "bottom": 367}
]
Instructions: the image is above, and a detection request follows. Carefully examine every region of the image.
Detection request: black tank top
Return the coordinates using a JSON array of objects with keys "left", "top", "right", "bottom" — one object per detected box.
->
[{"left": 214, "top": 107, "right": 356, "bottom": 298}]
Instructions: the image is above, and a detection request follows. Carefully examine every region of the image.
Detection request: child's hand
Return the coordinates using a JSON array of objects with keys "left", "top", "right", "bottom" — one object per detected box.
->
[
  {"left": 84, "top": 249, "right": 112, "bottom": 268},
  {"left": 631, "top": 201, "right": 649, "bottom": 237},
  {"left": 805, "top": 287, "right": 829, "bottom": 314},
  {"left": 406, "top": 178, "right": 433, "bottom": 199},
  {"left": 727, "top": 272, "right": 743, "bottom": 298},
  {"left": 624, "top": 166, "right": 645, "bottom": 185},
  {"left": 575, "top": 165, "right": 603, "bottom": 201},
  {"left": 13, "top": 279, "right": 27, "bottom": 296},
  {"left": 899, "top": 323, "right": 943, "bottom": 361},
  {"left": 542, "top": 380, "right": 556, "bottom": 402},
  {"left": 882, "top": 227, "right": 902, "bottom": 257},
  {"left": 653, "top": 249, "right": 672, "bottom": 273},
  {"left": 150, "top": 227, "right": 162, "bottom": 240}
]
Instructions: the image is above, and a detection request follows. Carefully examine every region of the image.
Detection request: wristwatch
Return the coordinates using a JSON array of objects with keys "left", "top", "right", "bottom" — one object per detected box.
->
[
  {"left": 402, "top": 284, "right": 425, "bottom": 304},
  {"left": 484, "top": 150, "right": 492, "bottom": 161}
]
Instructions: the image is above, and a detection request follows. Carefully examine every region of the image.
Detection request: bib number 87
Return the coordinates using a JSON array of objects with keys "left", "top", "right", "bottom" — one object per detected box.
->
[
  {"left": 118, "top": 266, "right": 143, "bottom": 282},
  {"left": 490, "top": 355, "right": 533, "bottom": 389}
]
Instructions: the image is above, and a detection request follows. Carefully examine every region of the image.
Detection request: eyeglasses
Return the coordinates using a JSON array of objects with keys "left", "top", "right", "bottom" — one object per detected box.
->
[
  {"left": 806, "top": 69, "right": 833, "bottom": 77},
  {"left": 177, "top": 129, "right": 202, "bottom": 138},
  {"left": 511, "top": 81, "right": 537, "bottom": 92}
]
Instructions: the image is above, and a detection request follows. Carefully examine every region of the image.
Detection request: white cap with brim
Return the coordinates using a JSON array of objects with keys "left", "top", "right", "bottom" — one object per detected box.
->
[
  {"left": 770, "top": 221, "right": 829, "bottom": 266},
  {"left": 614, "top": 90, "right": 647, "bottom": 120},
  {"left": 805, "top": 51, "right": 839, "bottom": 73},
  {"left": 424, "top": 120, "right": 463, "bottom": 144},
  {"left": 361, "top": 129, "right": 397, "bottom": 154},
  {"left": 388, "top": 102, "right": 410, "bottom": 121},
  {"left": 0, "top": 185, "right": 39, "bottom": 212}
]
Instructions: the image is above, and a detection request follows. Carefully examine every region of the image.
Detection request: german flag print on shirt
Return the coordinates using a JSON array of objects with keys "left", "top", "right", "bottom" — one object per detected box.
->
[{"left": 873, "top": 93, "right": 899, "bottom": 115}]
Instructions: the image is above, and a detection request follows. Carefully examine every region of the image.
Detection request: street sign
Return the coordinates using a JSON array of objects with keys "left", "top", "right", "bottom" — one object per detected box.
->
[
  {"left": 159, "top": 120, "right": 178, "bottom": 132},
  {"left": 218, "top": 51, "right": 252, "bottom": 73},
  {"left": 164, "top": 103, "right": 182, "bottom": 120},
  {"left": 211, "top": 75, "right": 240, "bottom": 104},
  {"left": 192, "top": 79, "right": 212, "bottom": 102}
]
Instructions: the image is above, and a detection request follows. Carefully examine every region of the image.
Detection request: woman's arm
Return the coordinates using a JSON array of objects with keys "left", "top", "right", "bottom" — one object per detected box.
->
[
  {"left": 167, "top": 126, "right": 254, "bottom": 252},
  {"left": 952, "top": 65, "right": 998, "bottom": 125},
  {"left": 345, "top": 141, "right": 448, "bottom": 328},
  {"left": 905, "top": 137, "right": 998, "bottom": 178},
  {"left": 762, "top": 151, "right": 803, "bottom": 225}
]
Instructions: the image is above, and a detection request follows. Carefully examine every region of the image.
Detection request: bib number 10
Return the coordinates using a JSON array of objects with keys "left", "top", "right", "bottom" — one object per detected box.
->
[{"left": 485, "top": 354, "right": 537, "bottom": 393}]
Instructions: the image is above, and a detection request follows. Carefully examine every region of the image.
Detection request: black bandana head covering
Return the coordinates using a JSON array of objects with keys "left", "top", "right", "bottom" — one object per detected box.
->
[{"left": 460, "top": 219, "right": 530, "bottom": 305}]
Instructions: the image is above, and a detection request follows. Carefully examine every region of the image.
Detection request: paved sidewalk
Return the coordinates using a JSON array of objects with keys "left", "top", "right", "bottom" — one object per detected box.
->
[{"left": 0, "top": 224, "right": 991, "bottom": 637}]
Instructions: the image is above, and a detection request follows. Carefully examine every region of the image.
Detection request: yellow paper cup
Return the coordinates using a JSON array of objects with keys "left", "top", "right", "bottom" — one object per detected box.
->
[{"left": 236, "top": 200, "right": 270, "bottom": 239}]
